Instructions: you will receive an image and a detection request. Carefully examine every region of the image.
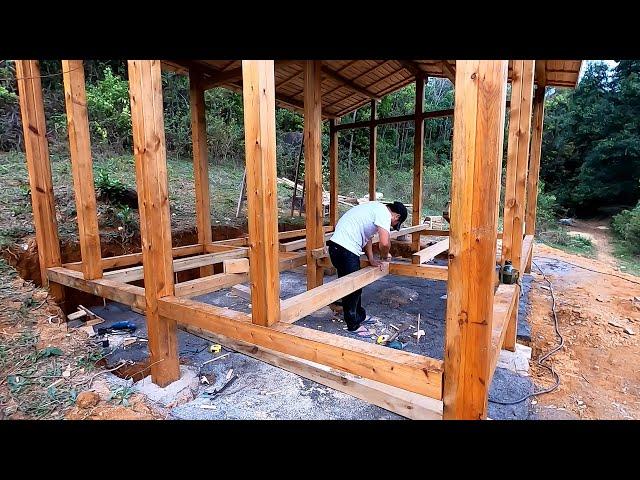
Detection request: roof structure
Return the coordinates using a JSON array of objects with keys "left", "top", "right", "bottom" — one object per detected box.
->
[{"left": 162, "top": 60, "right": 582, "bottom": 118}]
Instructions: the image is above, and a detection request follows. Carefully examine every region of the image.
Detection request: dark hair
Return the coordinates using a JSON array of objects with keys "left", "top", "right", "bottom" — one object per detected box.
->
[{"left": 387, "top": 201, "right": 408, "bottom": 231}]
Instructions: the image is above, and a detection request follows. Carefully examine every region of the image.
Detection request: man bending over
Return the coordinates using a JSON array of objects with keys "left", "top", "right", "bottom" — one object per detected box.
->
[{"left": 327, "top": 201, "right": 407, "bottom": 337}]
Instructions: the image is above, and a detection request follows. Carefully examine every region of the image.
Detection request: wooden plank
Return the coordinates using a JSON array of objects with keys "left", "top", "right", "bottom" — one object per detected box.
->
[
  {"left": 412, "top": 238, "right": 450, "bottom": 265},
  {"left": 223, "top": 258, "right": 250, "bottom": 274},
  {"left": 242, "top": 60, "right": 281, "bottom": 327},
  {"left": 443, "top": 60, "right": 508, "bottom": 419},
  {"left": 412, "top": 76, "right": 425, "bottom": 251},
  {"left": 502, "top": 61, "right": 535, "bottom": 352},
  {"left": 128, "top": 60, "right": 179, "bottom": 386},
  {"left": 333, "top": 108, "right": 454, "bottom": 132},
  {"left": 62, "top": 60, "right": 102, "bottom": 280},
  {"left": 441, "top": 61, "right": 456, "bottom": 83},
  {"left": 520, "top": 235, "right": 534, "bottom": 274},
  {"left": 368, "top": 99, "right": 377, "bottom": 200},
  {"left": 175, "top": 272, "right": 249, "bottom": 298},
  {"left": 63, "top": 244, "right": 204, "bottom": 271},
  {"left": 189, "top": 69, "right": 214, "bottom": 277},
  {"left": 103, "top": 250, "right": 248, "bottom": 283},
  {"left": 361, "top": 259, "right": 448, "bottom": 281},
  {"left": 488, "top": 284, "right": 519, "bottom": 382},
  {"left": 304, "top": 60, "right": 325, "bottom": 290},
  {"left": 15, "top": 60, "right": 64, "bottom": 301},
  {"left": 280, "top": 265, "right": 389, "bottom": 324},
  {"left": 329, "top": 119, "right": 339, "bottom": 227},
  {"left": 525, "top": 86, "right": 546, "bottom": 273},
  {"left": 47, "top": 267, "right": 146, "bottom": 310},
  {"left": 182, "top": 325, "right": 443, "bottom": 419},
  {"left": 158, "top": 295, "right": 443, "bottom": 399}
]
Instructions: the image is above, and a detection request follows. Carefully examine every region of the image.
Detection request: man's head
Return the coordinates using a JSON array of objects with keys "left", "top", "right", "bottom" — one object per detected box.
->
[{"left": 387, "top": 201, "right": 408, "bottom": 231}]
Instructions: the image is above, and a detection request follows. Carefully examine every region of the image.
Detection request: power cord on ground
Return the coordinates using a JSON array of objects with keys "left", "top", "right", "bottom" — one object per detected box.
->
[{"left": 489, "top": 260, "right": 564, "bottom": 405}]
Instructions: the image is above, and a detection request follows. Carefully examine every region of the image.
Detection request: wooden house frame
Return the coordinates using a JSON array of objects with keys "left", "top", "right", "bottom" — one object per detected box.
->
[{"left": 14, "top": 59, "right": 581, "bottom": 419}]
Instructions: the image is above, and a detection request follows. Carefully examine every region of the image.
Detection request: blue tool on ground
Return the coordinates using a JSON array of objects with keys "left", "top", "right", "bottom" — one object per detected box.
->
[{"left": 97, "top": 320, "right": 137, "bottom": 336}]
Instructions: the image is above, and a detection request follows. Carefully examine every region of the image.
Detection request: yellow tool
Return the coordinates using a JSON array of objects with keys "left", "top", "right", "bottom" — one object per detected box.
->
[
  {"left": 209, "top": 344, "right": 222, "bottom": 354},
  {"left": 376, "top": 334, "right": 390, "bottom": 345}
]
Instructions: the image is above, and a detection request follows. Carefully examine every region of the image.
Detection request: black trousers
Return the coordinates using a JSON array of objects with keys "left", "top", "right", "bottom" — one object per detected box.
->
[{"left": 328, "top": 240, "right": 366, "bottom": 330}]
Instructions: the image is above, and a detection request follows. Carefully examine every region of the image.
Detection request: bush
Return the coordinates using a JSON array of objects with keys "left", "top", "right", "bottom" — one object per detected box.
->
[{"left": 611, "top": 202, "right": 640, "bottom": 255}]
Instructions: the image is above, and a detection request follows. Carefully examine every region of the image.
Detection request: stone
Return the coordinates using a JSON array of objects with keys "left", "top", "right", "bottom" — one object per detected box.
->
[{"left": 76, "top": 391, "right": 100, "bottom": 409}]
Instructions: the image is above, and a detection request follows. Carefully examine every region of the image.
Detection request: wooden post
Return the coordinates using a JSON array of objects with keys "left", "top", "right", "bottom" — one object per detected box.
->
[
  {"left": 189, "top": 69, "right": 214, "bottom": 277},
  {"left": 329, "top": 119, "right": 339, "bottom": 227},
  {"left": 128, "top": 60, "right": 179, "bottom": 386},
  {"left": 62, "top": 60, "right": 102, "bottom": 281},
  {"left": 368, "top": 99, "right": 377, "bottom": 201},
  {"left": 15, "top": 60, "right": 64, "bottom": 301},
  {"left": 412, "top": 76, "right": 425, "bottom": 251},
  {"left": 241, "top": 60, "right": 281, "bottom": 326},
  {"left": 304, "top": 60, "right": 324, "bottom": 290},
  {"left": 501, "top": 61, "right": 535, "bottom": 351},
  {"left": 525, "top": 85, "right": 546, "bottom": 273},
  {"left": 443, "top": 60, "right": 508, "bottom": 420}
]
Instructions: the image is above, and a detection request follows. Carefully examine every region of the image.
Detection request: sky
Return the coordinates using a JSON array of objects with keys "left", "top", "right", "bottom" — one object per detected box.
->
[{"left": 578, "top": 59, "right": 619, "bottom": 80}]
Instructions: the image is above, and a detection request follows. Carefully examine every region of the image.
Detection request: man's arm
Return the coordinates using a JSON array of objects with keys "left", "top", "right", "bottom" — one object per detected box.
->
[
  {"left": 365, "top": 239, "right": 379, "bottom": 267},
  {"left": 377, "top": 226, "right": 391, "bottom": 260}
]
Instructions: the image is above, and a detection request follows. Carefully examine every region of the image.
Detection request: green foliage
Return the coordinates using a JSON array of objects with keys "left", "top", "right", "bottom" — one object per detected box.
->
[
  {"left": 107, "top": 384, "right": 134, "bottom": 406},
  {"left": 95, "top": 167, "right": 128, "bottom": 203},
  {"left": 540, "top": 228, "right": 596, "bottom": 257},
  {"left": 542, "top": 61, "right": 640, "bottom": 215},
  {"left": 86, "top": 66, "right": 132, "bottom": 150},
  {"left": 611, "top": 201, "right": 640, "bottom": 255}
]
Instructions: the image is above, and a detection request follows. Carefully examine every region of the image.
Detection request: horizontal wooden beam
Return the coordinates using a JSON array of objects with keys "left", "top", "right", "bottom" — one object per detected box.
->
[
  {"left": 412, "top": 239, "right": 450, "bottom": 265},
  {"left": 280, "top": 264, "right": 389, "bottom": 323},
  {"left": 207, "top": 227, "right": 334, "bottom": 251},
  {"left": 158, "top": 295, "right": 443, "bottom": 398},
  {"left": 280, "top": 232, "right": 333, "bottom": 252},
  {"left": 104, "top": 249, "right": 249, "bottom": 283},
  {"left": 201, "top": 67, "right": 243, "bottom": 89},
  {"left": 333, "top": 108, "right": 454, "bottom": 132},
  {"left": 175, "top": 272, "right": 250, "bottom": 298},
  {"left": 321, "top": 65, "right": 381, "bottom": 100},
  {"left": 183, "top": 324, "right": 443, "bottom": 419},
  {"left": 63, "top": 244, "right": 204, "bottom": 272},
  {"left": 360, "top": 259, "right": 448, "bottom": 281},
  {"left": 174, "top": 252, "right": 306, "bottom": 298},
  {"left": 489, "top": 284, "right": 520, "bottom": 383},
  {"left": 47, "top": 267, "right": 146, "bottom": 310}
]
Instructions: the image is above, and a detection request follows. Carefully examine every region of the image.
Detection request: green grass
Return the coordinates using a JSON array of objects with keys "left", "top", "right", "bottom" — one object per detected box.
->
[
  {"left": 611, "top": 238, "right": 640, "bottom": 276},
  {"left": 538, "top": 228, "right": 597, "bottom": 258}
]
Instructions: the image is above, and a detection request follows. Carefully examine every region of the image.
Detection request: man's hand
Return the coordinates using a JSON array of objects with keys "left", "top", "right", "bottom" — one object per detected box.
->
[{"left": 369, "top": 258, "right": 382, "bottom": 268}]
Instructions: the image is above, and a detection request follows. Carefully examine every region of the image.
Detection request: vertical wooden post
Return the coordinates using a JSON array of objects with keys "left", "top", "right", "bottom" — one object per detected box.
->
[
  {"left": 368, "top": 99, "right": 377, "bottom": 201},
  {"left": 329, "top": 118, "right": 339, "bottom": 227},
  {"left": 62, "top": 60, "right": 102, "bottom": 280},
  {"left": 304, "top": 60, "right": 325, "bottom": 290},
  {"left": 525, "top": 85, "right": 546, "bottom": 273},
  {"left": 443, "top": 60, "right": 508, "bottom": 420},
  {"left": 128, "top": 60, "right": 179, "bottom": 386},
  {"left": 189, "top": 69, "right": 214, "bottom": 277},
  {"left": 15, "top": 60, "right": 64, "bottom": 301},
  {"left": 242, "top": 60, "right": 281, "bottom": 326},
  {"left": 501, "top": 60, "right": 535, "bottom": 351},
  {"left": 412, "top": 76, "right": 425, "bottom": 251}
]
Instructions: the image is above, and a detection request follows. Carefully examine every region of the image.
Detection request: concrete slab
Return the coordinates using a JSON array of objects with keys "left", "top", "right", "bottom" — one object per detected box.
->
[
  {"left": 497, "top": 343, "right": 532, "bottom": 376},
  {"left": 134, "top": 365, "right": 199, "bottom": 408}
]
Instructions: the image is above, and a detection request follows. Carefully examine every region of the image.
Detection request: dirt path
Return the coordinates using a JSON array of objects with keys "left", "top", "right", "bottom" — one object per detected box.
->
[
  {"left": 528, "top": 242, "right": 640, "bottom": 419},
  {"left": 569, "top": 219, "right": 618, "bottom": 268}
]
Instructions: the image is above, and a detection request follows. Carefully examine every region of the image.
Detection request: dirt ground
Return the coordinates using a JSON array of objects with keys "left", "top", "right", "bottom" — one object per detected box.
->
[{"left": 527, "top": 226, "right": 640, "bottom": 419}]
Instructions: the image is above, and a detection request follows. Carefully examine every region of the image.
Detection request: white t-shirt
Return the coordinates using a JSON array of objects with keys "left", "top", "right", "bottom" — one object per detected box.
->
[{"left": 330, "top": 202, "right": 392, "bottom": 256}]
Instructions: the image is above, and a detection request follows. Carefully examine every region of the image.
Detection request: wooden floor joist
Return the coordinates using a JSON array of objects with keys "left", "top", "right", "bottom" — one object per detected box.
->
[
  {"left": 158, "top": 295, "right": 443, "bottom": 398},
  {"left": 47, "top": 267, "right": 146, "bottom": 310},
  {"left": 412, "top": 238, "right": 450, "bottom": 264},
  {"left": 280, "top": 264, "right": 389, "bottom": 323},
  {"left": 103, "top": 249, "right": 249, "bottom": 283},
  {"left": 183, "top": 324, "right": 443, "bottom": 419}
]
